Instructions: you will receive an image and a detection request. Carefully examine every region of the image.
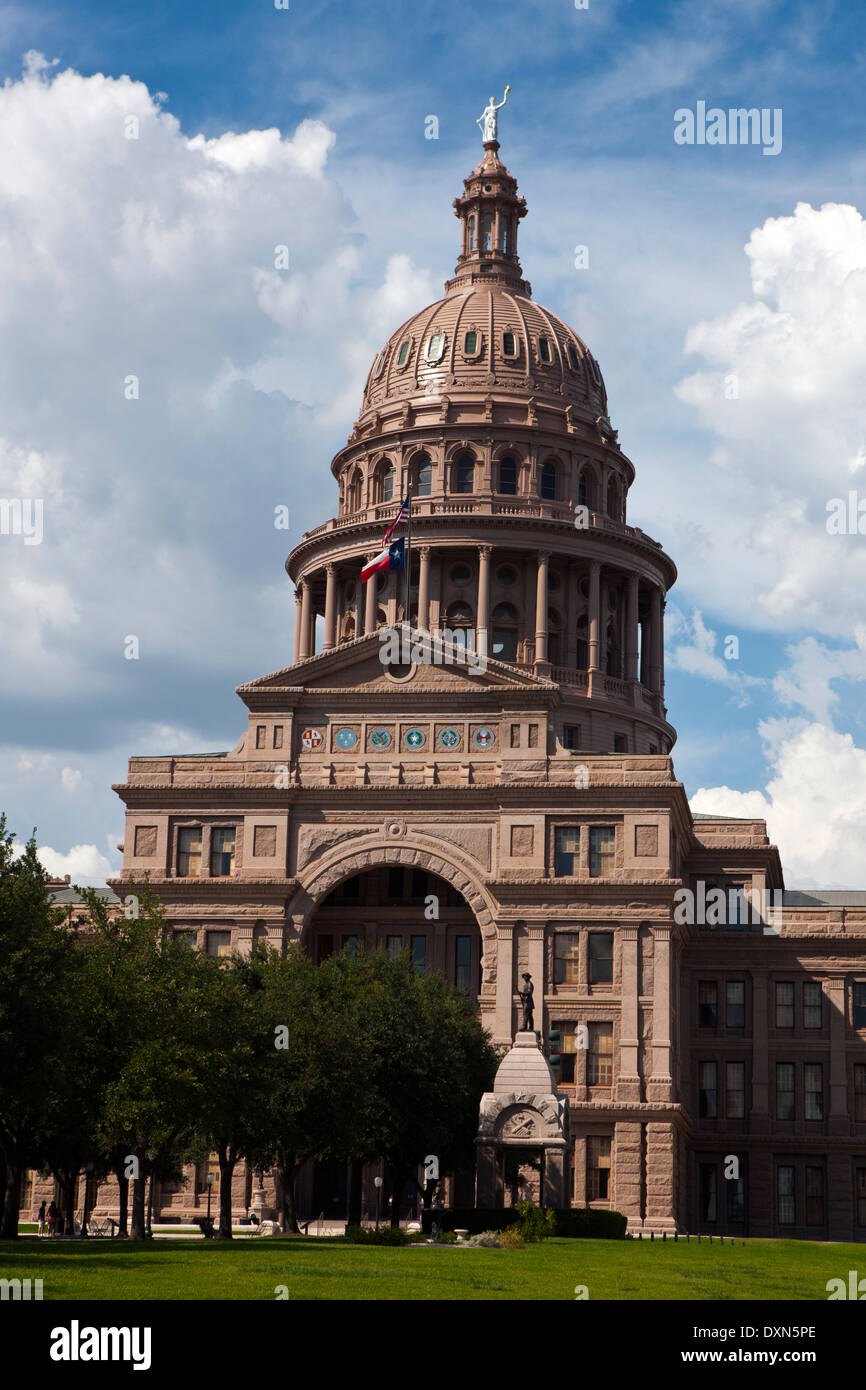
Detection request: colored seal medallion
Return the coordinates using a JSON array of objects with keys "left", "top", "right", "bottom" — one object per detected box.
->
[
  {"left": 405, "top": 727, "right": 426, "bottom": 749},
  {"left": 301, "top": 728, "right": 324, "bottom": 751},
  {"left": 473, "top": 726, "right": 495, "bottom": 750},
  {"left": 335, "top": 728, "right": 357, "bottom": 750},
  {"left": 439, "top": 727, "right": 460, "bottom": 749},
  {"left": 369, "top": 727, "right": 392, "bottom": 749}
]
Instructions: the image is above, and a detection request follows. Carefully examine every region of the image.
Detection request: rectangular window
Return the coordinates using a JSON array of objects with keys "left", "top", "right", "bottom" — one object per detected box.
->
[
  {"left": 805, "top": 1166, "right": 824, "bottom": 1225},
  {"left": 388, "top": 867, "right": 404, "bottom": 899},
  {"left": 528, "top": 724, "right": 538, "bottom": 748},
  {"left": 177, "top": 826, "right": 202, "bottom": 877},
  {"left": 803, "top": 981, "right": 822, "bottom": 1029},
  {"left": 589, "top": 826, "right": 615, "bottom": 878},
  {"left": 857, "top": 1168, "right": 866, "bottom": 1227},
  {"left": 854, "top": 981, "right": 866, "bottom": 1030},
  {"left": 255, "top": 725, "right": 266, "bottom": 749},
  {"left": 587, "top": 1136, "right": 611, "bottom": 1201},
  {"left": 554, "top": 933, "right": 580, "bottom": 985},
  {"left": 563, "top": 725, "right": 581, "bottom": 750},
  {"left": 587, "top": 1023, "right": 613, "bottom": 1086},
  {"left": 411, "top": 936, "right": 427, "bottom": 974},
  {"left": 210, "top": 827, "right": 236, "bottom": 877},
  {"left": 726, "top": 980, "right": 746, "bottom": 1029},
  {"left": 777, "top": 1166, "right": 795, "bottom": 1225},
  {"left": 340, "top": 934, "right": 359, "bottom": 957},
  {"left": 589, "top": 933, "right": 613, "bottom": 985},
  {"left": 172, "top": 929, "right": 197, "bottom": 950},
  {"left": 698, "top": 981, "right": 718, "bottom": 1028},
  {"left": 727, "top": 1173, "right": 745, "bottom": 1224},
  {"left": 560, "top": 1026, "right": 577, "bottom": 1083},
  {"left": 195, "top": 1158, "right": 220, "bottom": 1196},
  {"left": 317, "top": 934, "right": 333, "bottom": 964},
  {"left": 272, "top": 725, "right": 283, "bottom": 749},
  {"left": 775, "top": 981, "right": 794, "bottom": 1029},
  {"left": 554, "top": 826, "right": 580, "bottom": 877},
  {"left": 804, "top": 1063, "right": 823, "bottom": 1120},
  {"left": 855, "top": 1065, "right": 866, "bottom": 1122},
  {"left": 455, "top": 935, "right": 472, "bottom": 995},
  {"left": 776, "top": 1062, "right": 795, "bottom": 1120},
  {"left": 699, "top": 1164, "right": 717, "bottom": 1223},
  {"left": 510, "top": 724, "right": 520, "bottom": 748},
  {"left": 411, "top": 869, "right": 427, "bottom": 899},
  {"left": 726, "top": 1062, "right": 745, "bottom": 1119},
  {"left": 386, "top": 935, "right": 403, "bottom": 957},
  {"left": 613, "top": 734, "right": 627, "bottom": 753},
  {"left": 699, "top": 1062, "right": 717, "bottom": 1118},
  {"left": 206, "top": 930, "right": 232, "bottom": 959}
]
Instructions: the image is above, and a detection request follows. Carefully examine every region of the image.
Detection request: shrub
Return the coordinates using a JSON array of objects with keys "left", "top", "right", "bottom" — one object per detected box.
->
[
  {"left": 466, "top": 1231, "right": 502, "bottom": 1248},
  {"left": 513, "top": 1200, "right": 557, "bottom": 1242},
  {"left": 499, "top": 1226, "right": 524, "bottom": 1249},
  {"left": 432, "top": 1230, "right": 458, "bottom": 1244},
  {"left": 420, "top": 1206, "right": 626, "bottom": 1239},
  {"left": 342, "top": 1226, "right": 418, "bottom": 1245}
]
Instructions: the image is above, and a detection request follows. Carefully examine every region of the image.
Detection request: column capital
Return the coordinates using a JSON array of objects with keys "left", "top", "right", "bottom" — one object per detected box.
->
[
  {"left": 418, "top": 544, "right": 432, "bottom": 559},
  {"left": 537, "top": 550, "right": 551, "bottom": 565},
  {"left": 325, "top": 561, "right": 336, "bottom": 576},
  {"left": 479, "top": 543, "right": 493, "bottom": 558}
]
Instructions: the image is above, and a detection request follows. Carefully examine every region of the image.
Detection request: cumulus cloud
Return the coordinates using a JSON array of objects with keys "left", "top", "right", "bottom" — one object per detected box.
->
[
  {"left": 36, "top": 841, "right": 114, "bottom": 886},
  {"left": 668, "top": 607, "right": 764, "bottom": 703}
]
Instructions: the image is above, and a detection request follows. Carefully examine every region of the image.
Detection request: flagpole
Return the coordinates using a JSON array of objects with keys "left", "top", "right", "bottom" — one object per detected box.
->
[{"left": 404, "top": 485, "right": 413, "bottom": 630}]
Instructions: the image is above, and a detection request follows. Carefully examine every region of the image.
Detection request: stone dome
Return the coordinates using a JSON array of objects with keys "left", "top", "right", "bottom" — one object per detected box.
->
[
  {"left": 359, "top": 141, "right": 609, "bottom": 426},
  {"left": 360, "top": 286, "right": 608, "bottom": 422}
]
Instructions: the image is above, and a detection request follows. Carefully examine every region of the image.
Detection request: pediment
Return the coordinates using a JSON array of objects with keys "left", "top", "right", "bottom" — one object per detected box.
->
[{"left": 238, "top": 630, "right": 556, "bottom": 701}]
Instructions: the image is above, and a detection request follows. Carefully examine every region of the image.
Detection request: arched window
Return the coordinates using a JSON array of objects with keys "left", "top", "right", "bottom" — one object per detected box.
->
[
  {"left": 578, "top": 474, "right": 588, "bottom": 508},
  {"left": 468, "top": 216, "right": 477, "bottom": 252},
  {"left": 396, "top": 340, "right": 411, "bottom": 368},
  {"left": 608, "top": 478, "right": 620, "bottom": 521},
  {"left": 567, "top": 342, "right": 581, "bottom": 370},
  {"left": 492, "top": 602, "right": 519, "bottom": 662},
  {"left": 481, "top": 216, "right": 493, "bottom": 252},
  {"left": 576, "top": 614, "right": 588, "bottom": 671},
  {"left": 445, "top": 600, "right": 475, "bottom": 652},
  {"left": 498, "top": 218, "right": 509, "bottom": 252},
  {"left": 502, "top": 331, "right": 517, "bottom": 358},
  {"left": 498, "top": 457, "right": 518, "bottom": 495},
  {"left": 413, "top": 456, "right": 432, "bottom": 497},
  {"left": 453, "top": 455, "right": 475, "bottom": 494},
  {"left": 606, "top": 620, "right": 621, "bottom": 679},
  {"left": 538, "top": 336, "right": 552, "bottom": 364},
  {"left": 541, "top": 461, "right": 557, "bottom": 501},
  {"left": 377, "top": 461, "right": 394, "bottom": 503},
  {"left": 548, "top": 607, "right": 562, "bottom": 666},
  {"left": 346, "top": 467, "right": 362, "bottom": 513}
]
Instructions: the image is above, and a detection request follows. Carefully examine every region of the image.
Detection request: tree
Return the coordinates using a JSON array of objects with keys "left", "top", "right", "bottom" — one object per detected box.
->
[{"left": 0, "top": 817, "right": 79, "bottom": 1238}]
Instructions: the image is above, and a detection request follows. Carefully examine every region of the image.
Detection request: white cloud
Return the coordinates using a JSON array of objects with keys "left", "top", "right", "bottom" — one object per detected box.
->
[
  {"left": 37, "top": 842, "right": 114, "bottom": 886},
  {"left": 668, "top": 607, "right": 764, "bottom": 702},
  {"left": 60, "top": 766, "right": 82, "bottom": 792}
]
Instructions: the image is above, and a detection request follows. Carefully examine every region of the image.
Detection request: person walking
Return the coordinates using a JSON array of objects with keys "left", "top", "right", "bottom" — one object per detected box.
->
[
  {"left": 37, "top": 1200, "right": 46, "bottom": 1237},
  {"left": 46, "top": 1201, "right": 57, "bottom": 1237}
]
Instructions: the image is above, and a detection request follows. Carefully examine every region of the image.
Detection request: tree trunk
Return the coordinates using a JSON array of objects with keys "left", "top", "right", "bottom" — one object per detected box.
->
[
  {"left": 279, "top": 1162, "right": 301, "bottom": 1233},
  {"left": 113, "top": 1165, "right": 129, "bottom": 1237},
  {"left": 347, "top": 1159, "right": 363, "bottom": 1230},
  {"left": 62, "top": 1169, "right": 78, "bottom": 1237},
  {"left": 130, "top": 1172, "right": 147, "bottom": 1239},
  {"left": 217, "top": 1150, "right": 236, "bottom": 1239},
  {"left": 0, "top": 1161, "right": 21, "bottom": 1239},
  {"left": 0, "top": 1147, "right": 8, "bottom": 1230}
]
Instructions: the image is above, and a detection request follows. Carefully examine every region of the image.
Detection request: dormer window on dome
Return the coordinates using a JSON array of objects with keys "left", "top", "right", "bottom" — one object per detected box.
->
[
  {"left": 425, "top": 333, "right": 445, "bottom": 363},
  {"left": 538, "top": 336, "right": 552, "bottom": 364},
  {"left": 396, "top": 339, "right": 411, "bottom": 368},
  {"left": 502, "top": 331, "right": 518, "bottom": 358},
  {"left": 567, "top": 342, "right": 581, "bottom": 370}
]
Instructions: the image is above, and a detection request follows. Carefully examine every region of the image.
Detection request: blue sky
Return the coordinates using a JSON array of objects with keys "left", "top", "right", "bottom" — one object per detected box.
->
[{"left": 2, "top": 0, "right": 866, "bottom": 884}]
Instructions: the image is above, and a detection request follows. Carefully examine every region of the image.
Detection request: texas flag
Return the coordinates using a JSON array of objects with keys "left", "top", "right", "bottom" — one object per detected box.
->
[{"left": 361, "top": 535, "right": 406, "bottom": 584}]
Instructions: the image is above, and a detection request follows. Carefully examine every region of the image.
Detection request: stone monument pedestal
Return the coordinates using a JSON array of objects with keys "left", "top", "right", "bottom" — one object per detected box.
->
[{"left": 476, "top": 1031, "right": 570, "bottom": 1208}]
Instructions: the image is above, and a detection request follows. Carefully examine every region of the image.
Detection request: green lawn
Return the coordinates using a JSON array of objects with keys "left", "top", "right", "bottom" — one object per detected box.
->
[{"left": 0, "top": 1235, "right": 858, "bottom": 1300}]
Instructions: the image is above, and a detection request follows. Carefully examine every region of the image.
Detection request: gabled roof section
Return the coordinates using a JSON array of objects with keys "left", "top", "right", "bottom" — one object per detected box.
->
[{"left": 236, "top": 630, "right": 558, "bottom": 707}]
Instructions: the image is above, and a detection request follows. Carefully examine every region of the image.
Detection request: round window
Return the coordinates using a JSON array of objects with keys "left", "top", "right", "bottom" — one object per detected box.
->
[
  {"left": 548, "top": 571, "right": 561, "bottom": 592},
  {"left": 450, "top": 563, "right": 472, "bottom": 586},
  {"left": 497, "top": 565, "right": 518, "bottom": 586}
]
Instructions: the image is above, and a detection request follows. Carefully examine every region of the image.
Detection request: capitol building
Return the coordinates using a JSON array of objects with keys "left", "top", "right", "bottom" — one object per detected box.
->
[{"left": 26, "top": 113, "right": 866, "bottom": 1239}]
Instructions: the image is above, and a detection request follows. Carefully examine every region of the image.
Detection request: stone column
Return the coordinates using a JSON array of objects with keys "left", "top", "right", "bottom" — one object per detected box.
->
[
  {"left": 298, "top": 580, "right": 312, "bottom": 661},
  {"left": 613, "top": 1121, "right": 643, "bottom": 1230},
  {"left": 323, "top": 563, "right": 338, "bottom": 651},
  {"left": 477, "top": 544, "right": 492, "bottom": 660},
  {"left": 353, "top": 580, "right": 363, "bottom": 639},
  {"left": 617, "top": 926, "right": 641, "bottom": 1102},
  {"left": 534, "top": 552, "right": 550, "bottom": 668},
  {"left": 293, "top": 588, "right": 302, "bottom": 663},
  {"left": 565, "top": 565, "right": 579, "bottom": 668},
  {"left": 417, "top": 546, "right": 431, "bottom": 631},
  {"left": 494, "top": 924, "right": 515, "bottom": 1045},
  {"left": 364, "top": 558, "right": 378, "bottom": 635},
  {"left": 644, "top": 1122, "right": 677, "bottom": 1232},
  {"left": 639, "top": 611, "right": 649, "bottom": 686},
  {"left": 625, "top": 573, "right": 639, "bottom": 682},
  {"left": 588, "top": 561, "right": 601, "bottom": 671},
  {"left": 826, "top": 976, "right": 849, "bottom": 1136},
  {"left": 523, "top": 558, "right": 535, "bottom": 663},
  {"left": 646, "top": 926, "right": 673, "bottom": 1102},
  {"left": 650, "top": 587, "right": 662, "bottom": 694}
]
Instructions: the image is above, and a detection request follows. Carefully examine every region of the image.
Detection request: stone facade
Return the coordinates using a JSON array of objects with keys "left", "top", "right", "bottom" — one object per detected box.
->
[{"left": 19, "top": 138, "right": 866, "bottom": 1239}]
